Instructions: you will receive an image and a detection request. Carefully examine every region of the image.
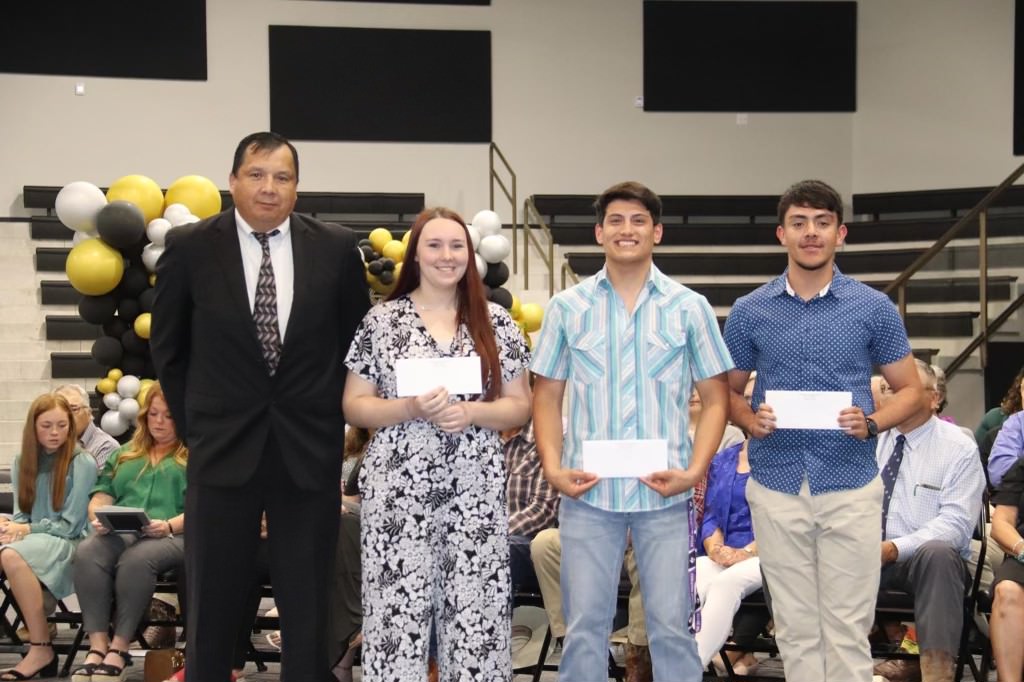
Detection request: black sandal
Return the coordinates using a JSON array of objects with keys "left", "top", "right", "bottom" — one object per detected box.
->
[
  {"left": 71, "top": 648, "right": 108, "bottom": 682},
  {"left": 0, "top": 641, "right": 57, "bottom": 680},
  {"left": 91, "top": 649, "right": 132, "bottom": 682}
]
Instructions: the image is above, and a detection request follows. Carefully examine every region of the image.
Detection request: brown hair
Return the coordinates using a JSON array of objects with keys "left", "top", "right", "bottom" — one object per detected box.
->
[
  {"left": 777, "top": 179, "right": 844, "bottom": 225},
  {"left": 388, "top": 207, "right": 502, "bottom": 400},
  {"left": 19, "top": 394, "right": 77, "bottom": 513},
  {"left": 115, "top": 381, "right": 188, "bottom": 473},
  {"left": 1000, "top": 366, "right": 1024, "bottom": 415}
]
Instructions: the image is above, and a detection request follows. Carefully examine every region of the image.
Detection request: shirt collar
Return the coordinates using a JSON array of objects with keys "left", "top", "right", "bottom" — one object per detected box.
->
[
  {"left": 235, "top": 209, "right": 291, "bottom": 240},
  {"left": 772, "top": 264, "right": 848, "bottom": 300},
  {"left": 894, "top": 414, "right": 938, "bottom": 453},
  {"left": 594, "top": 263, "right": 670, "bottom": 297}
]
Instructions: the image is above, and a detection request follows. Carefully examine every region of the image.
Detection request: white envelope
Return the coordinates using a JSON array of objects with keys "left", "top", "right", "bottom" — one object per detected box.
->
[
  {"left": 764, "top": 390, "right": 852, "bottom": 430},
  {"left": 581, "top": 439, "right": 668, "bottom": 478},
  {"left": 395, "top": 356, "right": 483, "bottom": 397}
]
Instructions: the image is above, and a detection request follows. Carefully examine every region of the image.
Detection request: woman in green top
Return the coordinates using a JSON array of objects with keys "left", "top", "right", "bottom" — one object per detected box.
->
[
  {"left": 0, "top": 394, "right": 97, "bottom": 680},
  {"left": 71, "top": 382, "right": 187, "bottom": 682},
  {"left": 976, "top": 366, "right": 1024, "bottom": 444}
]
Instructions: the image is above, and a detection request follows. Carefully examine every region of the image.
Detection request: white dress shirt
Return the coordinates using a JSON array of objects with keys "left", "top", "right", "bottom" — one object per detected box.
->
[
  {"left": 235, "top": 210, "right": 294, "bottom": 341},
  {"left": 876, "top": 415, "right": 986, "bottom": 560}
]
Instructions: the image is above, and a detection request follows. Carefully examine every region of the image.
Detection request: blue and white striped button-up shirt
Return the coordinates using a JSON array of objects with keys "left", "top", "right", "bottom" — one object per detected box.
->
[
  {"left": 877, "top": 415, "right": 986, "bottom": 560},
  {"left": 530, "top": 265, "right": 734, "bottom": 512}
]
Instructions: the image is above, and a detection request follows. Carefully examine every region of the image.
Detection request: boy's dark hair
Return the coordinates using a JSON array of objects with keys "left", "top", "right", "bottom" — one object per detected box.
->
[
  {"left": 777, "top": 179, "right": 843, "bottom": 225},
  {"left": 594, "top": 181, "right": 662, "bottom": 224}
]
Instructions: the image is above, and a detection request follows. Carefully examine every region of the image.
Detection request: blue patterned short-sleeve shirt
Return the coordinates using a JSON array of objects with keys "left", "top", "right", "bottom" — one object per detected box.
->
[
  {"left": 723, "top": 266, "right": 912, "bottom": 496},
  {"left": 530, "top": 265, "right": 734, "bottom": 512}
]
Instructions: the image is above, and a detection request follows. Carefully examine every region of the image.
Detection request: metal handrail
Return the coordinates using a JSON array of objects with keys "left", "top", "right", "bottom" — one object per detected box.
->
[
  {"left": 946, "top": 292, "right": 1024, "bottom": 376},
  {"left": 561, "top": 262, "right": 580, "bottom": 290},
  {"left": 882, "top": 160, "right": 1024, "bottom": 373},
  {"left": 522, "top": 196, "right": 555, "bottom": 297},
  {"left": 488, "top": 143, "right": 518, "bottom": 274}
]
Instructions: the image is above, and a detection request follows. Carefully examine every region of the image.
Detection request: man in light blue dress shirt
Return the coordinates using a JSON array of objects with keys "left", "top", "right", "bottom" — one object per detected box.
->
[
  {"left": 874, "top": 360, "right": 985, "bottom": 682},
  {"left": 531, "top": 181, "right": 733, "bottom": 681}
]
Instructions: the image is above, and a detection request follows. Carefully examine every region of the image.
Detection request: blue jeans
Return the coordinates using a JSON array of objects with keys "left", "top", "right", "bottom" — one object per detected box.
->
[{"left": 558, "top": 495, "right": 700, "bottom": 682}]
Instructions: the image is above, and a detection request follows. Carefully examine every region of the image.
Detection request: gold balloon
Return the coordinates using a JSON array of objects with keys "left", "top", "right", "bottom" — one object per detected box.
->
[
  {"left": 510, "top": 295, "right": 522, "bottom": 319},
  {"left": 133, "top": 312, "right": 152, "bottom": 339},
  {"left": 96, "top": 378, "right": 117, "bottom": 394},
  {"left": 165, "top": 175, "right": 222, "bottom": 219},
  {"left": 519, "top": 303, "right": 544, "bottom": 333},
  {"left": 368, "top": 228, "right": 393, "bottom": 254},
  {"left": 381, "top": 239, "right": 405, "bottom": 262},
  {"left": 66, "top": 238, "right": 124, "bottom": 295},
  {"left": 107, "top": 368, "right": 124, "bottom": 382},
  {"left": 106, "top": 175, "right": 164, "bottom": 224}
]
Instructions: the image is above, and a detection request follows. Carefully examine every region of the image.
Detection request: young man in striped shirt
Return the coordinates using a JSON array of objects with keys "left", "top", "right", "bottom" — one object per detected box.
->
[{"left": 531, "top": 181, "right": 732, "bottom": 681}]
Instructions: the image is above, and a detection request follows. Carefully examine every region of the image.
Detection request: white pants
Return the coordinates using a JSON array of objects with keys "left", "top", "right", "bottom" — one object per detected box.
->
[
  {"left": 694, "top": 555, "right": 763, "bottom": 666},
  {"left": 746, "top": 476, "right": 882, "bottom": 682}
]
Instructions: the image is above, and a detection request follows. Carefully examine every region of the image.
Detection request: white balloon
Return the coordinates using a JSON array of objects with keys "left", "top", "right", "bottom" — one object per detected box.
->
[
  {"left": 146, "top": 218, "right": 173, "bottom": 246},
  {"left": 100, "top": 410, "right": 130, "bottom": 437},
  {"left": 475, "top": 253, "right": 487, "bottom": 279},
  {"left": 142, "top": 243, "right": 165, "bottom": 273},
  {"left": 102, "top": 392, "right": 123, "bottom": 410},
  {"left": 55, "top": 181, "right": 108, "bottom": 233},
  {"left": 467, "top": 224, "right": 481, "bottom": 251},
  {"left": 116, "top": 375, "right": 141, "bottom": 398},
  {"left": 180, "top": 214, "right": 200, "bottom": 226},
  {"left": 471, "top": 209, "right": 502, "bottom": 237},
  {"left": 478, "top": 234, "right": 512, "bottom": 263},
  {"left": 117, "top": 397, "right": 140, "bottom": 421},
  {"left": 163, "top": 203, "right": 190, "bottom": 223}
]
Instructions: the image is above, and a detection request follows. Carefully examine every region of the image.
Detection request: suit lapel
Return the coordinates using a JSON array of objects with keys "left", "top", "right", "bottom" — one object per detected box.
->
[
  {"left": 281, "top": 214, "right": 316, "bottom": 357},
  {"left": 212, "top": 213, "right": 261, "bottom": 341}
]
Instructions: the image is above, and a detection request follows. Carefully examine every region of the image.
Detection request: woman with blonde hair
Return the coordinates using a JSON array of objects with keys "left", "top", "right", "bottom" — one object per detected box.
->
[
  {"left": 0, "top": 394, "right": 96, "bottom": 680},
  {"left": 71, "top": 382, "right": 187, "bottom": 682}
]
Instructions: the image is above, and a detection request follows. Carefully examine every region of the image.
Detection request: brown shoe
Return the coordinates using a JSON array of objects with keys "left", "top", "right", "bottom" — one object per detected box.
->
[
  {"left": 624, "top": 643, "right": 652, "bottom": 682},
  {"left": 873, "top": 657, "right": 922, "bottom": 682}
]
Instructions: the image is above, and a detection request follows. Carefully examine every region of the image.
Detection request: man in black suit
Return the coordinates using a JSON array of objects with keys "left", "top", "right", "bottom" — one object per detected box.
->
[{"left": 151, "top": 131, "right": 371, "bottom": 682}]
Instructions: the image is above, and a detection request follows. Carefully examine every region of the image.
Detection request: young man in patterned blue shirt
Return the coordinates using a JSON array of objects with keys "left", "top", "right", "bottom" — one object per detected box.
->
[
  {"left": 723, "top": 179, "right": 923, "bottom": 681},
  {"left": 531, "top": 181, "right": 733, "bottom": 681}
]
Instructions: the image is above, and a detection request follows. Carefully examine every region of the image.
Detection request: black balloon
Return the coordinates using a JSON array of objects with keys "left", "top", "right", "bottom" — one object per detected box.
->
[
  {"left": 488, "top": 286, "right": 513, "bottom": 309},
  {"left": 117, "top": 298, "right": 141, "bottom": 323},
  {"left": 91, "top": 336, "right": 123, "bottom": 368},
  {"left": 103, "top": 317, "right": 129, "bottom": 339},
  {"left": 96, "top": 201, "right": 146, "bottom": 249},
  {"left": 379, "top": 270, "right": 394, "bottom": 285},
  {"left": 121, "top": 329, "right": 148, "bottom": 355},
  {"left": 121, "top": 354, "right": 145, "bottom": 377},
  {"left": 78, "top": 294, "right": 118, "bottom": 325},
  {"left": 137, "top": 288, "right": 156, "bottom": 312},
  {"left": 119, "top": 267, "right": 149, "bottom": 298},
  {"left": 367, "top": 260, "right": 384, "bottom": 276},
  {"left": 484, "top": 261, "right": 510, "bottom": 288}
]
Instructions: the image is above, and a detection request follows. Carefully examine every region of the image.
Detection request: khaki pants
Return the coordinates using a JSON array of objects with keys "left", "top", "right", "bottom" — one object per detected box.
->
[{"left": 746, "top": 476, "right": 882, "bottom": 682}]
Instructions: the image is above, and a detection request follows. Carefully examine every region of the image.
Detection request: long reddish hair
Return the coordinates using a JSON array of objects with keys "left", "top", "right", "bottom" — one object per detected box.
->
[
  {"left": 388, "top": 207, "right": 502, "bottom": 400},
  {"left": 19, "top": 393, "right": 78, "bottom": 513}
]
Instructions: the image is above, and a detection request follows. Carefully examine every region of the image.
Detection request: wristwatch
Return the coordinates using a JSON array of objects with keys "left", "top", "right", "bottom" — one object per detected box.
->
[{"left": 865, "top": 417, "right": 879, "bottom": 439}]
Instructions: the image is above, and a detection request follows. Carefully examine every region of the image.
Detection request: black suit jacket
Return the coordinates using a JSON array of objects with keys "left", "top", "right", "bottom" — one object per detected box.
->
[{"left": 150, "top": 209, "right": 371, "bottom": 491}]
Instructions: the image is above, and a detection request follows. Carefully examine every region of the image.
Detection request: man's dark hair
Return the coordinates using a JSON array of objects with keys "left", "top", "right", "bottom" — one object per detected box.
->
[
  {"left": 231, "top": 131, "right": 299, "bottom": 182},
  {"left": 777, "top": 179, "right": 843, "bottom": 225},
  {"left": 594, "top": 181, "right": 662, "bottom": 225}
]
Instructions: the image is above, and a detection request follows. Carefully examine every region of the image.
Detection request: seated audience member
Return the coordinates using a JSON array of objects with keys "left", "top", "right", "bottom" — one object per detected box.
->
[
  {"left": 990, "top": 406, "right": 1024, "bottom": 489},
  {"left": 873, "top": 360, "right": 986, "bottom": 682},
  {"left": 929, "top": 366, "right": 975, "bottom": 441},
  {"left": 55, "top": 384, "right": 120, "bottom": 470},
  {"left": 506, "top": 418, "right": 559, "bottom": 593},
  {"left": 0, "top": 394, "right": 97, "bottom": 680},
  {"left": 990, "top": 458, "right": 1024, "bottom": 682},
  {"left": 695, "top": 439, "right": 761, "bottom": 674},
  {"left": 977, "top": 367, "right": 1024, "bottom": 445},
  {"left": 72, "top": 383, "right": 187, "bottom": 682}
]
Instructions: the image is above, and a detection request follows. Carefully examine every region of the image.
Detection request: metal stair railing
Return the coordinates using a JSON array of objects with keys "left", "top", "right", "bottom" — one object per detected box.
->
[
  {"left": 522, "top": 195, "right": 556, "bottom": 297},
  {"left": 488, "top": 142, "right": 518, "bottom": 273}
]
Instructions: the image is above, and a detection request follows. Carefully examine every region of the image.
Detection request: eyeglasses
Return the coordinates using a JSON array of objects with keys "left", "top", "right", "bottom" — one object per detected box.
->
[{"left": 68, "top": 405, "right": 88, "bottom": 413}]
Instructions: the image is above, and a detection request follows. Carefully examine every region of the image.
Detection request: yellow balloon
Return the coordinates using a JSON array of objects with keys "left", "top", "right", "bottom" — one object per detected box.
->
[
  {"left": 368, "top": 228, "right": 393, "bottom": 254},
  {"left": 369, "top": 277, "right": 395, "bottom": 295},
  {"left": 96, "top": 378, "right": 117, "bottom": 394},
  {"left": 140, "top": 378, "right": 155, "bottom": 390},
  {"left": 381, "top": 239, "right": 405, "bottom": 262},
  {"left": 401, "top": 230, "right": 411, "bottom": 246},
  {"left": 133, "top": 312, "right": 152, "bottom": 339},
  {"left": 66, "top": 238, "right": 124, "bottom": 295},
  {"left": 107, "top": 368, "right": 124, "bottom": 382},
  {"left": 519, "top": 303, "right": 544, "bottom": 333},
  {"left": 165, "top": 175, "right": 222, "bottom": 219},
  {"left": 106, "top": 175, "right": 164, "bottom": 224},
  {"left": 149, "top": 273, "right": 157, "bottom": 287},
  {"left": 510, "top": 295, "right": 522, "bottom": 319},
  {"left": 138, "top": 385, "right": 151, "bottom": 406}
]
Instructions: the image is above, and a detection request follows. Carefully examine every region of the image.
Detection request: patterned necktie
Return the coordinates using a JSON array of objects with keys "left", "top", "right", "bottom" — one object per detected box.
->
[
  {"left": 252, "top": 230, "right": 282, "bottom": 375},
  {"left": 880, "top": 434, "right": 906, "bottom": 540}
]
